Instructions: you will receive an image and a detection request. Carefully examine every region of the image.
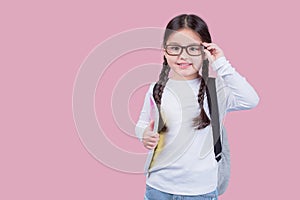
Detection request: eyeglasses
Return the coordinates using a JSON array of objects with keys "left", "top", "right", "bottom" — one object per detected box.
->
[{"left": 164, "top": 44, "right": 204, "bottom": 56}]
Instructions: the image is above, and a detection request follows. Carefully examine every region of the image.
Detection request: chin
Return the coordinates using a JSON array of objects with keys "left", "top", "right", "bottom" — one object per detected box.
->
[{"left": 177, "top": 70, "right": 197, "bottom": 77}]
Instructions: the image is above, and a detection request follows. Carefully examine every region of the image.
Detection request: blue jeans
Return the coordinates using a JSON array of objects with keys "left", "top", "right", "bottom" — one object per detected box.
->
[{"left": 144, "top": 185, "right": 218, "bottom": 200}]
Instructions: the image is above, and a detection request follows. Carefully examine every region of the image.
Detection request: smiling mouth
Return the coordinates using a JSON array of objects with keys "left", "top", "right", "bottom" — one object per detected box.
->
[{"left": 177, "top": 63, "right": 192, "bottom": 69}]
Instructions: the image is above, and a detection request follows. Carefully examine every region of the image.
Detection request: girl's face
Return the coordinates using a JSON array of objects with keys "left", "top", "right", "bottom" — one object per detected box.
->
[{"left": 164, "top": 28, "right": 204, "bottom": 80}]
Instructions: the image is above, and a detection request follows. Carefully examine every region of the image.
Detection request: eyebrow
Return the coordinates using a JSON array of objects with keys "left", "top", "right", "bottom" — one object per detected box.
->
[{"left": 166, "top": 42, "right": 201, "bottom": 46}]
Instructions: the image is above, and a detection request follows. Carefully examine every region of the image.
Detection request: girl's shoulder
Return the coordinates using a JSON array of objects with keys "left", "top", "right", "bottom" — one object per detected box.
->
[{"left": 146, "top": 82, "right": 157, "bottom": 95}]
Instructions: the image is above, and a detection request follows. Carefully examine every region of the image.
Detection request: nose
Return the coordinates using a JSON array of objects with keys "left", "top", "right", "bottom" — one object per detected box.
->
[{"left": 179, "top": 48, "right": 189, "bottom": 59}]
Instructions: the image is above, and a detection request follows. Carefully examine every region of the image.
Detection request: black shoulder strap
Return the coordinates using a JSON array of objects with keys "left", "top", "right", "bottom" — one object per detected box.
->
[{"left": 206, "top": 78, "right": 222, "bottom": 162}]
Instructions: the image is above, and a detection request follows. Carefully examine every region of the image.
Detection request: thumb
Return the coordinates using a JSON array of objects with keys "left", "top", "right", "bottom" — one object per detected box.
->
[
  {"left": 149, "top": 120, "right": 155, "bottom": 131},
  {"left": 204, "top": 49, "right": 215, "bottom": 63},
  {"left": 204, "top": 49, "right": 213, "bottom": 63}
]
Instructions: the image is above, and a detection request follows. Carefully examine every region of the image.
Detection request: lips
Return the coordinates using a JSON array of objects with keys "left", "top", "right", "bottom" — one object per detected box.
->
[{"left": 177, "top": 62, "right": 192, "bottom": 69}]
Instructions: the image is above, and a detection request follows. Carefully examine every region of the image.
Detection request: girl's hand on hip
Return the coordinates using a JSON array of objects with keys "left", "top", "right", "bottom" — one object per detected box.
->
[
  {"left": 142, "top": 120, "right": 160, "bottom": 150},
  {"left": 202, "top": 42, "right": 225, "bottom": 63}
]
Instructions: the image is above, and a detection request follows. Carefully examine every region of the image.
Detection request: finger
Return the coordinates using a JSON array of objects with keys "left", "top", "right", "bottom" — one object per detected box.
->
[
  {"left": 204, "top": 49, "right": 212, "bottom": 57},
  {"left": 146, "top": 143, "right": 157, "bottom": 150},
  {"left": 149, "top": 135, "right": 160, "bottom": 143},
  {"left": 149, "top": 140, "right": 158, "bottom": 146},
  {"left": 148, "top": 120, "right": 155, "bottom": 131},
  {"left": 145, "top": 146, "right": 153, "bottom": 150},
  {"left": 204, "top": 49, "right": 214, "bottom": 62},
  {"left": 144, "top": 144, "right": 153, "bottom": 150},
  {"left": 143, "top": 129, "right": 157, "bottom": 137},
  {"left": 143, "top": 139, "right": 155, "bottom": 146},
  {"left": 146, "top": 146, "right": 155, "bottom": 150},
  {"left": 146, "top": 139, "right": 156, "bottom": 144},
  {"left": 206, "top": 46, "right": 215, "bottom": 51},
  {"left": 203, "top": 42, "right": 217, "bottom": 46},
  {"left": 202, "top": 42, "right": 209, "bottom": 47},
  {"left": 206, "top": 45, "right": 219, "bottom": 51},
  {"left": 148, "top": 137, "right": 159, "bottom": 143},
  {"left": 202, "top": 42, "right": 215, "bottom": 48},
  {"left": 143, "top": 136, "right": 157, "bottom": 143},
  {"left": 203, "top": 43, "right": 219, "bottom": 50},
  {"left": 146, "top": 133, "right": 159, "bottom": 139}
]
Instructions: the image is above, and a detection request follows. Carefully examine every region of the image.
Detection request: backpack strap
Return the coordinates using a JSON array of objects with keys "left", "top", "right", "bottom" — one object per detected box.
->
[{"left": 206, "top": 78, "right": 222, "bottom": 162}]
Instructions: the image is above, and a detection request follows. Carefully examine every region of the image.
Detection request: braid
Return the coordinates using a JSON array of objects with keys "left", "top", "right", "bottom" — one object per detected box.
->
[
  {"left": 153, "top": 56, "right": 170, "bottom": 132},
  {"left": 193, "top": 58, "right": 211, "bottom": 129},
  {"left": 153, "top": 57, "right": 170, "bottom": 105}
]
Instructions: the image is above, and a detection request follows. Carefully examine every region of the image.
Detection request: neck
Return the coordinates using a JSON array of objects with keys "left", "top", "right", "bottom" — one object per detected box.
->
[{"left": 170, "top": 73, "right": 200, "bottom": 81}]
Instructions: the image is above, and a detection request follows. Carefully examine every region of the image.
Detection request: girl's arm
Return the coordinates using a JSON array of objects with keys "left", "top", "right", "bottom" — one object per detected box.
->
[
  {"left": 212, "top": 56, "right": 260, "bottom": 112},
  {"left": 135, "top": 83, "right": 160, "bottom": 149},
  {"left": 135, "top": 86, "right": 152, "bottom": 141},
  {"left": 202, "top": 42, "right": 260, "bottom": 112}
]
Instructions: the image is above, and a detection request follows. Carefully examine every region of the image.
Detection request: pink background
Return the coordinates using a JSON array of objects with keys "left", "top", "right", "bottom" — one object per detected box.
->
[{"left": 1, "top": 0, "right": 299, "bottom": 199}]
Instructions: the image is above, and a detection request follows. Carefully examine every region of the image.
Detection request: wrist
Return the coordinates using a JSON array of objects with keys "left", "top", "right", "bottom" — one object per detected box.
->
[{"left": 212, "top": 56, "right": 227, "bottom": 71}]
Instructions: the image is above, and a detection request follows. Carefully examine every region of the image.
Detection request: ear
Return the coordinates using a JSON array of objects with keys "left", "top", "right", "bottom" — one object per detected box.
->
[
  {"left": 163, "top": 48, "right": 168, "bottom": 57},
  {"left": 161, "top": 44, "right": 166, "bottom": 55}
]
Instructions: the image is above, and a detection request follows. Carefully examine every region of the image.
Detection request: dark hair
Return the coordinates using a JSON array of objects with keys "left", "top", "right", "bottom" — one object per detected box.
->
[{"left": 153, "top": 14, "right": 212, "bottom": 132}]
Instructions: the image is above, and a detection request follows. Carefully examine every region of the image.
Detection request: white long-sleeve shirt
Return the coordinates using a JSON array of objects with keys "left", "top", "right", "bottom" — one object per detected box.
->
[{"left": 135, "top": 57, "right": 259, "bottom": 195}]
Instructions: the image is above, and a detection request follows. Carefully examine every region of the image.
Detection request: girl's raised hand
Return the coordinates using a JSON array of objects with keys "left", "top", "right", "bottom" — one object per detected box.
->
[
  {"left": 202, "top": 42, "right": 225, "bottom": 63},
  {"left": 142, "top": 120, "right": 160, "bottom": 150}
]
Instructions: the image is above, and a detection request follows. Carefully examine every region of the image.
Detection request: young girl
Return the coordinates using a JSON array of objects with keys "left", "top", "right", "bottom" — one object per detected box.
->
[{"left": 135, "top": 14, "right": 259, "bottom": 200}]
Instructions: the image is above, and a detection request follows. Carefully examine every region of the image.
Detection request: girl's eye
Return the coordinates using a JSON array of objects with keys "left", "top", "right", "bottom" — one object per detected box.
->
[
  {"left": 189, "top": 46, "right": 200, "bottom": 51},
  {"left": 170, "top": 46, "right": 180, "bottom": 50}
]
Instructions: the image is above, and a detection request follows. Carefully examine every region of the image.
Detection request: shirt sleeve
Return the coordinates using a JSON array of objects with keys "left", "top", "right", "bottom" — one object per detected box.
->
[
  {"left": 135, "top": 83, "right": 155, "bottom": 141},
  {"left": 212, "top": 56, "right": 260, "bottom": 113}
]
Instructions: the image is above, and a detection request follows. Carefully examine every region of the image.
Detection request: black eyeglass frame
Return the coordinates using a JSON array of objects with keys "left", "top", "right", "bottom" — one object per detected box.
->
[{"left": 164, "top": 44, "right": 205, "bottom": 56}]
